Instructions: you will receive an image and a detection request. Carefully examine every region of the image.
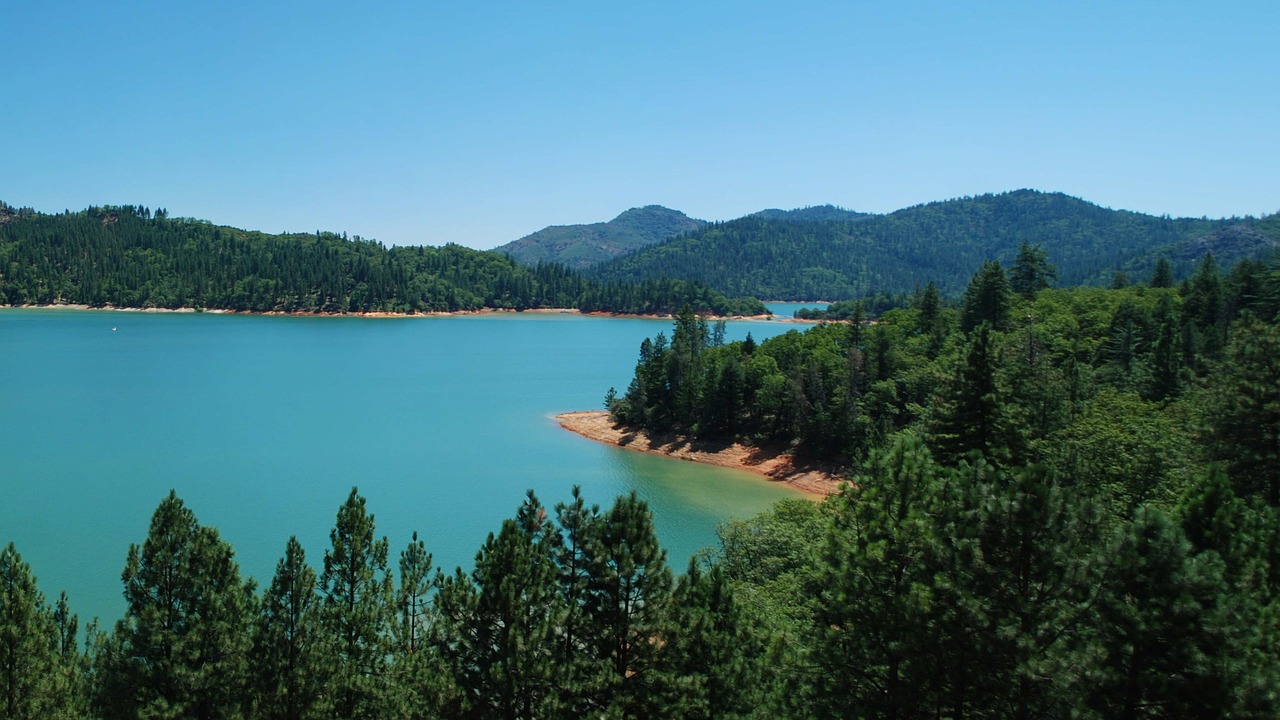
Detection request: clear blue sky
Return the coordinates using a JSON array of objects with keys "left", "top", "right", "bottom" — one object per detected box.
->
[{"left": 5, "top": 1, "right": 1277, "bottom": 249}]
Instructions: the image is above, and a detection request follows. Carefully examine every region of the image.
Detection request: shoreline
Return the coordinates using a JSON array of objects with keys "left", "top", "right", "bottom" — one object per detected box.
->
[
  {"left": 556, "top": 411, "right": 844, "bottom": 498},
  {"left": 0, "top": 304, "right": 782, "bottom": 322},
  {"left": 0, "top": 303, "right": 572, "bottom": 318}
]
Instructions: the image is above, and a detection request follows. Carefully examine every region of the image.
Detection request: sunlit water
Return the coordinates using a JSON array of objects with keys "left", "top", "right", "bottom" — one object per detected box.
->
[{"left": 0, "top": 309, "right": 805, "bottom": 624}]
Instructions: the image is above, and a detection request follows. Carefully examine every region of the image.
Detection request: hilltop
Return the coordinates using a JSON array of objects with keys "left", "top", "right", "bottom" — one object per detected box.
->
[{"left": 494, "top": 205, "right": 705, "bottom": 269}]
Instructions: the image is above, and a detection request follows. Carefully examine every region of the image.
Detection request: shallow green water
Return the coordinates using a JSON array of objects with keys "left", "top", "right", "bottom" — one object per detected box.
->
[{"left": 0, "top": 309, "right": 804, "bottom": 624}]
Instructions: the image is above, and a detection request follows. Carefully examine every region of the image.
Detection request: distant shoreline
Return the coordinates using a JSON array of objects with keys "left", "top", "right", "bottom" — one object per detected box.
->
[
  {"left": 0, "top": 303, "right": 784, "bottom": 322},
  {"left": 555, "top": 410, "right": 844, "bottom": 498}
]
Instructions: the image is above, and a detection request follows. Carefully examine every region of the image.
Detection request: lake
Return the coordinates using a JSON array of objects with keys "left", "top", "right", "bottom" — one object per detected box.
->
[{"left": 0, "top": 308, "right": 811, "bottom": 625}]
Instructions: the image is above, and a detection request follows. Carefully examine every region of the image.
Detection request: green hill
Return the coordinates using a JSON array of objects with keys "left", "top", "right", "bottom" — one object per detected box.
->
[
  {"left": 0, "top": 202, "right": 762, "bottom": 316},
  {"left": 495, "top": 205, "right": 705, "bottom": 269},
  {"left": 589, "top": 190, "right": 1280, "bottom": 300}
]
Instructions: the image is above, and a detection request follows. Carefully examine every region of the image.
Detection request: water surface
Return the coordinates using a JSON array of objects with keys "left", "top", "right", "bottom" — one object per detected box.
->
[{"left": 0, "top": 309, "right": 803, "bottom": 624}]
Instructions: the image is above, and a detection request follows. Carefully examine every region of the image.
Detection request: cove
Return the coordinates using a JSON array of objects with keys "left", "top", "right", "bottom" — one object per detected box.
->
[{"left": 0, "top": 308, "right": 808, "bottom": 625}]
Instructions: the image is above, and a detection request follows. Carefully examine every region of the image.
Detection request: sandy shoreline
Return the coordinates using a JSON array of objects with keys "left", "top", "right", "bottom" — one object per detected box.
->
[
  {"left": 556, "top": 411, "right": 844, "bottom": 498},
  {"left": 0, "top": 304, "right": 789, "bottom": 322}
]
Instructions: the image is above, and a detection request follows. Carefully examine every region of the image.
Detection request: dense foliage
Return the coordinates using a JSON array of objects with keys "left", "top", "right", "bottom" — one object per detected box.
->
[
  {"left": 7, "top": 236, "right": 1280, "bottom": 716},
  {"left": 4, "top": 487, "right": 781, "bottom": 719},
  {"left": 495, "top": 205, "right": 706, "bottom": 269},
  {"left": 599, "top": 250, "right": 1280, "bottom": 716},
  {"left": 591, "top": 189, "right": 1279, "bottom": 300},
  {"left": 610, "top": 250, "right": 1278, "bottom": 470},
  {"left": 0, "top": 203, "right": 762, "bottom": 316}
]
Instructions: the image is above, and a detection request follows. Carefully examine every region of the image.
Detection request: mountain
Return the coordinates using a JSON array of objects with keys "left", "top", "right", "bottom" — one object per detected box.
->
[
  {"left": 495, "top": 205, "right": 705, "bottom": 269},
  {"left": 589, "top": 190, "right": 1280, "bottom": 300}
]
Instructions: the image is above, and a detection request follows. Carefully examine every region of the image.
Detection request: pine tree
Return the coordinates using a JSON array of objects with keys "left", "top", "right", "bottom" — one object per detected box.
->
[
  {"left": 928, "top": 323, "right": 1019, "bottom": 465},
  {"left": 1150, "top": 257, "right": 1175, "bottom": 288},
  {"left": 102, "top": 491, "right": 255, "bottom": 720},
  {"left": 251, "top": 537, "right": 327, "bottom": 720},
  {"left": 392, "top": 530, "right": 442, "bottom": 718},
  {"left": 1182, "top": 252, "right": 1226, "bottom": 363},
  {"left": 432, "top": 492, "right": 561, "bottom": 720},
  {"left": 807, "top": 434, "right": 941, "bottom": 719},
  {"left": 319, "top": 488, "right": 395, "bottom": 718},
  {"left": 1008, "top": 241, "right": 1056, "bottom": 300},
  {"left": 1, "top": 542, "right": 79, "bottom": 720},
  {"left": 583, "top": 492, "right": 674, "bottom": 718},
  {"left": 549, "top": 486, "right": 608, "bottom": 716},
  {"left": 929, "top": 462, "right": 1102, "bottom": 719},
  {"left": 1074, "top": 506, "right": 1234, "bottom": 718},
  {"left": 1203, "top": 313, "right": 1280, "bottom": 505},
  {"left": 960, "top": 260, "right": 1013, "bottom": 332},
  {"left": 657, "top": 559, "right": 768, "bottom": 720}
]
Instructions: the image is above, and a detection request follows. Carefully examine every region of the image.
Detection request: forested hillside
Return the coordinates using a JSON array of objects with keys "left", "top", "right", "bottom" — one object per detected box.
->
[
  {"left": 495, "top": 205, "right": 705, "bottom": 269},
  {"left": 591, "top": 190, "right": 1280, "bottom": 300},
  {"left": 599, "top": 250, "right": 1280, "bottom": 716},
  {"left": 0, "top": 202, "right": 762, "bottom": 316}
]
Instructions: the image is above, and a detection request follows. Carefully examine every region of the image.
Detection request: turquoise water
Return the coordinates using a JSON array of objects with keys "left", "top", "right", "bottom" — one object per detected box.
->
[
  {"left": 0, "top": 309, "right": 803, "bottom": 625},
  {"left": 763, "top": 301, "right": 829, "bottom": 318}
]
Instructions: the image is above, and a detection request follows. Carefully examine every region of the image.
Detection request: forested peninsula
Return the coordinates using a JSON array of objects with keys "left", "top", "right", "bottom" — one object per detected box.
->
[
  {"left": 584, "top": 248, "right": 1280, "bottom": 716},
  {"left": 0, "top": 202, "right": 763, "bottom": 316}
]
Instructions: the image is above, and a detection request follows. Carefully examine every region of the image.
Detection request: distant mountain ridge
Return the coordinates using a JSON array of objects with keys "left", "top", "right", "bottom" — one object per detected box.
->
[
  {"left": 749, "top": 205, "right": 871, "bottom": 223},
  {"left": 495, "top": 205, "right": 705, "bottom": 269},
  {"left": 588, "top": 190, "right": 1280, "bottom": 301}
]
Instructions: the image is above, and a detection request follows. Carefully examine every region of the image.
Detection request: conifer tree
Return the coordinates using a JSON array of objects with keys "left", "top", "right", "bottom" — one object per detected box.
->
[
  {"left": 1, "top": 542, "right": 79, "bottom": 720},
  {"left": 549, "top": 486, "right": 609, "bottom": 716},
  {"left": 319, "top": 488, "right": 394, "bottom": 718},
  {"left": 1145, "top": 293, "right": 1181, "bottom": 401},
  {"left": 1008, "top": 241, "right": 1056, "bottom": 300},
  {"left": 393, "top": 530, "right": 443, "bottom": 718},
  {"left": 929, "top": 462, "right": 1102, "bottom": 719},
  {"left": 658, "top": 559, "right": 768, "bottom": 720},
  {"left": 433, "top": 492, "right": 561, "bottom": 720},
  {"left": 1149, "top": 257, "right": 1175, "bottom": 288},
  {"left": 1203, "top": 313, "right": 1280, "bottom": 505},
  {"left": 252, "top": 537, "right": 327, "bottom": 720},
  {"left": 928, "top": 323, "right": 1019, "bottom": 465},
  {"left": 960, "top": 260, "right": 1012, "bottom": 332},
  {"left": 1074, "top": 506, "right": 1235, "bottom": 718},
  {"left": 584, "top": 492, "right": 674, "bottom": 718},
  {"left": 807, "top": 434, "right": 941, "bottom": 719},
  {"left": 102, "top": 491, "right": 255, "bottom": 720},
  {"left": 1182, "top": 252, "right": 1226, "bottom": 363},
  {"left": 395, "top": 531, "right": 433, "bottom": 657}
]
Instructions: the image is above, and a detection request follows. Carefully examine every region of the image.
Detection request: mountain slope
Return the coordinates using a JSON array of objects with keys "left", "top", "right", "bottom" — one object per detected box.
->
[
  {"left": 590, "top": 190, "right": 1279, "bottom": 300},
  {"left": 495, "top": 205, "right": 705, "bottom": 269}
]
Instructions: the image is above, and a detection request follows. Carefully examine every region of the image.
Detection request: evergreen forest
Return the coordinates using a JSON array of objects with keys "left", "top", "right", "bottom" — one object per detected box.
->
[
  {"left": 0, "top": 202, "right": 762, "bottom": 317},
  {"left": 7, "top": 246, "right": 1280, "bottom": 718},
  {"left": 590, "top": 190, "right": 1280, "bottom": 301}
]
